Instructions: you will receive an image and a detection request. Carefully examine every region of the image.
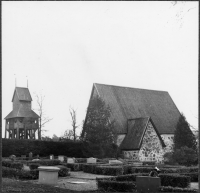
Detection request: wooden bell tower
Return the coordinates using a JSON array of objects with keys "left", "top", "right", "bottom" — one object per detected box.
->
[{"left": 4, "top": 87, "right": 39, "bottom": 139}]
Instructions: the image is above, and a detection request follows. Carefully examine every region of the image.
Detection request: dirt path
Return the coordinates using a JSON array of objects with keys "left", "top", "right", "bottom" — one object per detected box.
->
[{"left": 56, "top": 171, "right": 114, "bottom": 191}]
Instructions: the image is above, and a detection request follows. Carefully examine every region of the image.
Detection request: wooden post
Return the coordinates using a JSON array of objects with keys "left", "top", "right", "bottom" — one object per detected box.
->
[
  {"left": 5, "top": 120, "right": 7, "bottom": 139},
  {"left": 12, "top": 129, "right": 14, "bottom": 139},
  {"left": 17, "top": 127, "right": 19, "bottom": 139},
  {"left": 24, "top": 128, "right": 27, "bottom": 139}
]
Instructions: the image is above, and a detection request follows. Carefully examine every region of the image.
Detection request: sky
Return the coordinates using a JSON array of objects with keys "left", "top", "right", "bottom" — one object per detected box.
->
[{"left": 2, "top": 1, "right": 198, "bottom": 138}]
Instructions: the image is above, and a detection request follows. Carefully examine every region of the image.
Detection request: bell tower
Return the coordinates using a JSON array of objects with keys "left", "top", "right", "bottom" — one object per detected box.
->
[{"left": 4, "top": 87, "right": 39, "bottom": 139}]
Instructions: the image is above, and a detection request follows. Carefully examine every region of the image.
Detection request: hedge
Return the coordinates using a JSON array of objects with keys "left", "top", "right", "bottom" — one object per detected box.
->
[
  {"left": 61, "top": 163, "right": 81, "bottom": 171},
  {"left": 2, "top": 138, "right": 85, "bottom": 157},
  {"left": 159, "top": 186, "right": 197, "bottom": 192},
  {"left": 97, "top": 173, "right": 190, "bottom": 188},
  {"left": 181, "top": 173, "right": 198, "bottom": 182},
  {"left": 97, "top": 180, "right": 136, "bottom": 192},
  {"left": 159, "top": 174, "right": 190, "bottom": 188},
  {"left": 2, "top": 167, "right": 39, "bottom": 180},
  {"left": 82, "top": 163, "right": 107, "bottom": 174},
  {"left": 131, "top": 167, "right": 154, "bottom": 174},
  {"left": 2, "top": 161, "right": 23, "bottom": 170},
  {"left": 55, "top": 165, "right": 70, "bottom": 177},
  {"left": 95, "top": 166, "right": 124, "bottom": 176},
  {"left": 27, "top": 159, "right": 61, "bottom": 166}
]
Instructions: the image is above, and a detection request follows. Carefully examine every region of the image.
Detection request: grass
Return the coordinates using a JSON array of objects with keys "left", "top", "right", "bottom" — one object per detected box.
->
[{"left": 2, "top": 178, "right": 99, "bottom": 193}]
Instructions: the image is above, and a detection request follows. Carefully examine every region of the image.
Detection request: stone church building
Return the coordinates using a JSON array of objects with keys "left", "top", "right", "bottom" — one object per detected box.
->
[{"left": 84, "top": 83, "right": 181, "bottom": 163}]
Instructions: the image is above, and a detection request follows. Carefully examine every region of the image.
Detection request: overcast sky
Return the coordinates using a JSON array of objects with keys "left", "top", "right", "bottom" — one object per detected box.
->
[{"left": 2, "top": 1, "right": 198, "bottom": 138}]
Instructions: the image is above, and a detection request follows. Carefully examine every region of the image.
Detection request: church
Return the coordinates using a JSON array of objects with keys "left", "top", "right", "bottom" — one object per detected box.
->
[
  {"left": 4, "top": 87, "right": 39, "bottom": 140},
  {"left": 84, "top": 83, "right": 181, "bottom": 163}
]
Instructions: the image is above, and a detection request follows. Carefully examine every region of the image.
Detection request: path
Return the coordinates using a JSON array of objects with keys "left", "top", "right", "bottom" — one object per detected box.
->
[{"left": 56, "top": 171, "right": 114, "bottom": 191}]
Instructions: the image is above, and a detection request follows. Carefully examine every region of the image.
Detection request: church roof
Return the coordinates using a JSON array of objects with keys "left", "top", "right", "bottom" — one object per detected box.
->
[
  {"left": 120, "top": 117, "right": 165, "bottom": 150},
  {"left": 12, "top": 87, "right": 32, "bottom": 102},
  {"left": 91, "top": 83, "right": 181, "bottom": 134},
  {"left": 5, "top": 109, "right": 39, "bottom": 119}
]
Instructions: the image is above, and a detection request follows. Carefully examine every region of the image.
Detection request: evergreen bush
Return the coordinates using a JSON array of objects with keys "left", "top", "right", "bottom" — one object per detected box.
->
[
  {"left": 97, "top": 180, "right": 136, "bottom": 192},
  {"left": 95, "top": 166, "right": 124, "bottom": 176}
]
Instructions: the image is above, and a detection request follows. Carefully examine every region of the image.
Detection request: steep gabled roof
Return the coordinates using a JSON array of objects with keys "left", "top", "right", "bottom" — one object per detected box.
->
[
  {"left": 5, "top": 109, "right": 39, "bottom": 119},
  {"left": 12, "top": 87, "right": 32, "bottom": 102},
  {"left": 120, "top": 117, "right": 165, "bottom": 150},
  {"left": 93, "top": 83, "right": 181, "bottom": 134}
]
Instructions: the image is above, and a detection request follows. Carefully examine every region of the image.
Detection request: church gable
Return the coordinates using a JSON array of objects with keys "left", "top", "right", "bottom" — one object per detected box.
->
[
  {"left": 138, "top": 121, "right": 164, "bottom": 163},
  {"left": 123, "top": 119, "right": 165, "bottom": 163}
]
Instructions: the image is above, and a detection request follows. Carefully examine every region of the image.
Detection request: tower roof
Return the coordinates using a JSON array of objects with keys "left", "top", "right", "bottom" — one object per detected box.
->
[
  {"left": 5, "top": 109, "right": 39, "bottom": 119},
  {"left": 12, "top": 87, "right": 32, "bottom": 102}
]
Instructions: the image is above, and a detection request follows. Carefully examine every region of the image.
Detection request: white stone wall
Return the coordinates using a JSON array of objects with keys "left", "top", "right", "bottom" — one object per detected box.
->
[
  {"left": 138, "top": 122, "right": 164, "bottom": 163},
  {"left": 117, "top": 134, "right": 126, "bottom": 146},
  {"left": 122, "top": 121, "right": 164, "bottom": 163},
  {"left": 123, "top": 150, "right": 139, "bottom": 160},
  {"left": 161, "top": 134, "right": 174, "bottom": 153}
]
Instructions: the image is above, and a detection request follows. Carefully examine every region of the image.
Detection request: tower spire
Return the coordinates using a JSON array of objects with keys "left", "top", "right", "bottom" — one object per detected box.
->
[
  {"left": 14, "top": 74, "right": 17, "bottom": 87},
  {"left": 26, "top": 76, "right": 28, "bottom": 88}
]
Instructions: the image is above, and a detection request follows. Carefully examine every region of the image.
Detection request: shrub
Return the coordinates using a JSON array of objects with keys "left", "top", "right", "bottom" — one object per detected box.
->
[
  {"left": 159, "top": 174, "right": 190, "bottom": 188},
  {"left": 95, "top": 166, "right": 123, "bottom": 176},
  {"left": 97, "top": 180, "right": 136, "bottom": 192},
  {"left": 2, "top": 160, "right": 12, "bottom": 168},
  {"left": 10, "top": 162, "right": 24, "bottom": 170},
  {"left": 2, "top": 138, "right": 85, "bottom": 158},
  {"left": 142, "top": 161, "right": 156, "bottom": 166},
  {"left": 159, "top": 186, "right": 197, "bottom": 192},
  {"left": 29, "top": 163, "right": 41, "bottom": 170},
  {"left": 82, "top": 164, "right": 99, "bottom": 174},
  {"left": 115, "top": 173, "right": 149, "bottom": 181},
  {"left": 123, "top": 164, "right": 134, "bottom": 174},
  {"left": 61, "top": 163, "right": 80, "bottom": 171},
  {"left": 28, "top": 159, "right": 61, "bottom": 166},
  {"left": 56, "top": 166, "right": 70, "bottom": 177},
  {"left": 173, "top": 147, "right": 198, "bottom": 166},
  {"left": 97, "top": 173, "right": 191, "bottom": 188},
  {"left": 2, "top": 166, "right": 39, "bottom": 180},
  {"left": 131, "top": 167, "right": 154, "bottom": 174},
  {"left": 181, "top": 173, "right": 198, "bottom": 182}
]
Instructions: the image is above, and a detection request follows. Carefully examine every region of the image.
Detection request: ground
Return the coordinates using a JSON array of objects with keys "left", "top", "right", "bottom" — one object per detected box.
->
[{"left": 2, "top": 171, "right": 198, "bottom": 192}]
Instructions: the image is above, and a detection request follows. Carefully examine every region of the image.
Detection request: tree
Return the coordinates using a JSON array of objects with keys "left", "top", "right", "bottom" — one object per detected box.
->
[
  {"left": 61, "top": 129, "right": 74, "bottom": 141},
  {"left": 172, "top": 113, "right": 197, "bottom": 165},
  {"left": 34, "top": 93, "right": 53, "bottom": 140},
  {"left": 174, "top": 113, "right": 197, "bottom": 151},
  {"left": 81, "top": 96, "right": 117, "bottom": 158},
  {"left": 69, "top": 107, "right": 79, "bottom": 141},
  {"left": 173, "top": 146, "right": 197, "bottom": 166}
]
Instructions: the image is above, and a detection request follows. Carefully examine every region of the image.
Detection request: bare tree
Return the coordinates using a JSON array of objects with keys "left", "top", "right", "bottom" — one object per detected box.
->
[
  {"left": 35, "top": 93, "right": 53, "bottom": 140},
  {"left": 61, "top": 129, "right": 74, "bottom": 141},
  {"left": 69, "top": 107, "right": 79, "bottom": 141}
]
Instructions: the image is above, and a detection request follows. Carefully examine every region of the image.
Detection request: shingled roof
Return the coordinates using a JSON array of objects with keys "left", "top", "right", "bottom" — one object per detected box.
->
[
  {"left": 5, "top": 109, "right": 39, "bottom": 119},
  {"left": 120, "top": 117, "right": 165, "bottom": 150},
  {"left": 91, "top": 83, "right": 181, "bottom": 134},
  {"left": 12, "top": 87, "right": 32, "bottom": 102}
]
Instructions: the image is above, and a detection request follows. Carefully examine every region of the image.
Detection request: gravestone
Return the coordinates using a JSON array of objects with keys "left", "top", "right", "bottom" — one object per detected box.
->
[
  {"left": 87, "top": 157, "right": 97, "bottom": 164},
  {"left": 136, "top": 176, "right": 161, "bottom": 193},
  {"left": 67, "top": 158, "right": 75, "bottom": 163},
  {"left": 29, "top": 152, "right": 33, "bottom": 160},
  {"left": 21, "top": 155, "right": 26, "bottom": 160},
  {"left": 58, "top": 155, "right": 64, "bottom": 162},
  {"left": 109, "top": 160, "right": 123, "bottom": 165},
  {"left": 50, "top": 154, "right": 54, "bottom": 160},
  {"left": 38, "top": 166, "right": 60, "bottom": 185}
]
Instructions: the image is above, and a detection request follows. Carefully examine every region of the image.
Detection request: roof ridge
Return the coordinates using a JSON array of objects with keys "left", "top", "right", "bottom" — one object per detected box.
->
[
  {"left": 16, "top": 87, "right": 29, "bottom": 89},
  {"left": 128, "top": 117, "right": 150, "bottom": 121},
  {"left": 94, "top": 83, "right": 168, "bottom": 93}
]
